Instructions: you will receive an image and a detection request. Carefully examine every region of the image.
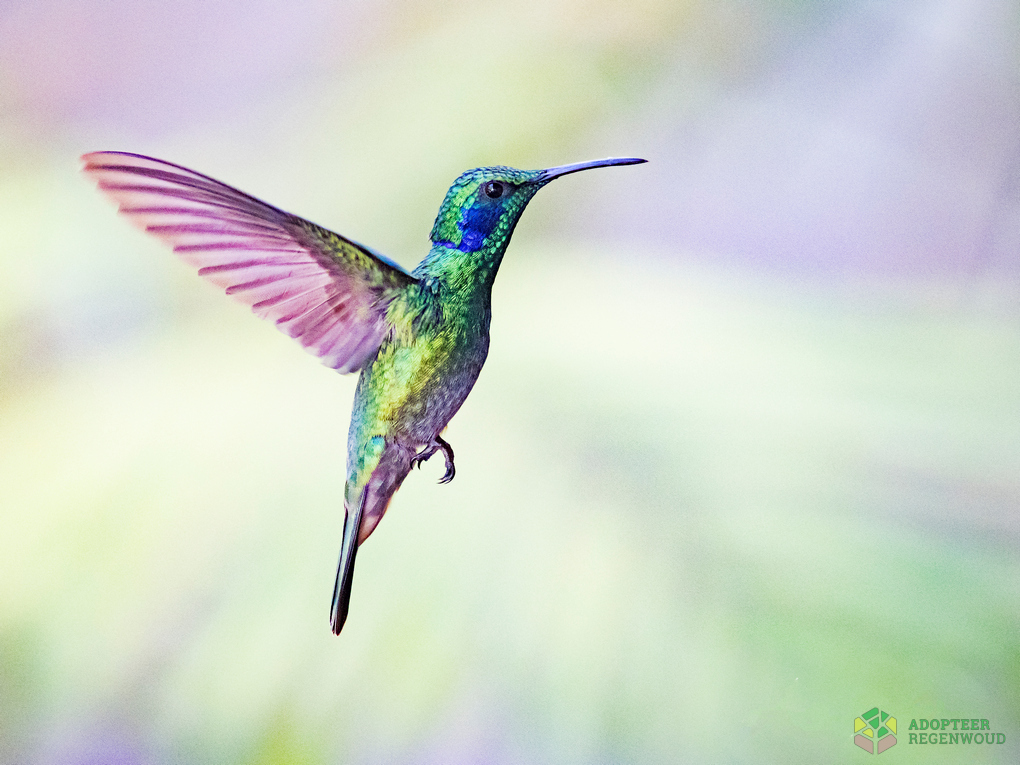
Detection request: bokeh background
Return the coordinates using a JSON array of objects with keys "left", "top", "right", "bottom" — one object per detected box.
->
[{"left": 1, "top": 0, "right": 1019, "bottom": 762}]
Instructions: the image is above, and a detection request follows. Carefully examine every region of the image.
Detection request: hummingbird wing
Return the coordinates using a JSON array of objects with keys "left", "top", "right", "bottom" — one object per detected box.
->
[{"left": 82, "top": 151, "right": 416, "bottom": 373}]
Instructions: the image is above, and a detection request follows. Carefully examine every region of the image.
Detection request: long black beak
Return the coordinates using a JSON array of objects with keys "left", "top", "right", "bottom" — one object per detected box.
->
[{"left": 537, "top": 157, "right": 647, "bottom": 182}]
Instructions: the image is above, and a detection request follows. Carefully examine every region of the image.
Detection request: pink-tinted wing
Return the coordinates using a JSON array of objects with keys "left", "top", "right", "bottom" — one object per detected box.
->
[{"left": 82, "top": 151, "right": 417, "bottom": 373}]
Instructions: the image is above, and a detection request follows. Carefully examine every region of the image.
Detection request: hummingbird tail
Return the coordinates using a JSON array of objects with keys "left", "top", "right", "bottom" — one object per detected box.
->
[
  {"left": 329, "top": 442, "right": 415, "bottom": 635},
  {"left": 330, "top": 486, "right": 366, "bottom": 636}
]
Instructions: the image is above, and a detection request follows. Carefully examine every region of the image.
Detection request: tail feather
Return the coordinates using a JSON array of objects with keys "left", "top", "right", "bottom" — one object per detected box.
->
[
  {"left": 330, "top": 487, "right": 366, "bottom": 635},
  {"left": 329, "top": 439, "right": 414, "bottom": 635}
]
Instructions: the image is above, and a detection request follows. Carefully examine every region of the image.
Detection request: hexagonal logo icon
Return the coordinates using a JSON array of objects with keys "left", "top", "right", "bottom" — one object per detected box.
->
[{"left": 855, "top": 707, "right": 897, "bottom": 754}]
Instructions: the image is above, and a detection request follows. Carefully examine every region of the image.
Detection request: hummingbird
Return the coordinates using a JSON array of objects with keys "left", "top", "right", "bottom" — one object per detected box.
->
[{"left": 82, "top": 151, "right": 646, "bottom": 634}]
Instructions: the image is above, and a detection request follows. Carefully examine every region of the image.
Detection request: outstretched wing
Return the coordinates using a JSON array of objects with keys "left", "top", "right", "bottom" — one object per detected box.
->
[{"left": 82, "top": 151, "right": 417, "bottom": 373}]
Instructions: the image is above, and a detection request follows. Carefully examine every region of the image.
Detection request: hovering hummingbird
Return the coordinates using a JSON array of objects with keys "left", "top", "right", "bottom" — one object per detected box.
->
[{"left": 82, "top": 151, "right": 646, "bottom": 634}]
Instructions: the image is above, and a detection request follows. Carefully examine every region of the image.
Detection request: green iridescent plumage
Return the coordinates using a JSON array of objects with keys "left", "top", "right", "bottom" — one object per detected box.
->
[{"left": 82, "top": 152, "right": 646, "bottom": 635}]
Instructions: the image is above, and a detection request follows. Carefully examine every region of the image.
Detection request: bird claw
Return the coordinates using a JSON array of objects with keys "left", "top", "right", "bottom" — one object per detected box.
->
[
  {"left": 411, "top": 445, "right": 436, "bottom": 471},
  {"left": 413, "top": 436, "right": 455, "bottom": 484},
  {"left": 435, "top": 436, "right": 455, "bottom": 484}
]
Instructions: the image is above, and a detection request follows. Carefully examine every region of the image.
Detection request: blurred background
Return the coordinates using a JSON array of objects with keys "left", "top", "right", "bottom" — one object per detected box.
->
[{"left": 1, "top": 0, "right": 1018, "bottom": 762}]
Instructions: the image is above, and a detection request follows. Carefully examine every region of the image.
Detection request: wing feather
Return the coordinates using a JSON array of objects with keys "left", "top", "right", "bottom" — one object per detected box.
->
[{"left": 82, "top": 151, "right": 416, "bottom": 373}]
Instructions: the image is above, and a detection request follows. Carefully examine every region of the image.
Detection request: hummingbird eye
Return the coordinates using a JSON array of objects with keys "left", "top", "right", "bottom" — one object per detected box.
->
[{"left": 483, "top": 181, "right": 505, "bottom": 199}]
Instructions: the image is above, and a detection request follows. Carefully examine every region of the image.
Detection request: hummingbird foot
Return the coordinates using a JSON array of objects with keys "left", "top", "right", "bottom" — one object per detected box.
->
[
  {"left": 436, "top": 435, "right": 455, "bottom": 484},
  {"left": 412, "top": 435, "right": 456, "bottom": 484}
]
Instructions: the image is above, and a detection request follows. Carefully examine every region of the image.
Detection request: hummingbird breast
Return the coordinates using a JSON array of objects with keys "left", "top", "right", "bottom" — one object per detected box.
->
[{"left": 347, "top": 293, "right": 492, "bottom": 460}]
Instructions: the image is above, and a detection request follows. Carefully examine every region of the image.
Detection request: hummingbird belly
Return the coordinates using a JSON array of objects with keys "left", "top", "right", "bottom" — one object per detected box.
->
[
  {"left": 343, "top": 323, "right": 487, "bottom": 541},
  {"left": 348, "top": 322, "right": 489, "bottom": 463}
]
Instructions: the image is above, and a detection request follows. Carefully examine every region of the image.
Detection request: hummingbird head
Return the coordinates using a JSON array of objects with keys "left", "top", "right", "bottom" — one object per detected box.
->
[{"left": 429, "top": 157, "right": 647, "bottom": 255}]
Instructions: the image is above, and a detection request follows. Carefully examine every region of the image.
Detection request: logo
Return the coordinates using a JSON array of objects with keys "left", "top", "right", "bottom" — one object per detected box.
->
[
  {"left": 906, "top": 717, "right": 1006, "bottom": 745},
  {"left": 855, "top": 707, "right": 897, "bottom": 754}
]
